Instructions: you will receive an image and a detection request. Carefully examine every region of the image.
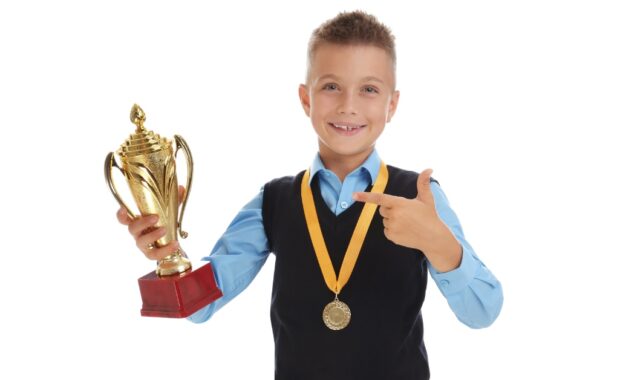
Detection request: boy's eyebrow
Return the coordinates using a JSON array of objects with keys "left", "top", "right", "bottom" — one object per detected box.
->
[
  {"left": 315, "top": 74, "right": 340, "bottom": 83},
  {"left": 361, "top": 76, "right": 385, "bottom": 84},
  {"left": 315, "top": 74, "right": 385, "bottom": 85}
]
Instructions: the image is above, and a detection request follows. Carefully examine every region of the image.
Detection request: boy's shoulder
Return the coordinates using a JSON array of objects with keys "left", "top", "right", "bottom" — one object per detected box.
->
[
  {"left": 263, "top": 170, "right": 306, "bottom": 190},
  {"left": 384, "top": 164, "right": 439, "bottom": 198},
  {"left": 262, "top": 165, "right": 438, "bottom": 195},
  {"left": 386, "top": 164, "right": 421, "bottom": 182}
]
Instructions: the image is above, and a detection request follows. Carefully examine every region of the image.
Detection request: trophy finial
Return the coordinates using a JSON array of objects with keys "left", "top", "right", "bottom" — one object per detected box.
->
[{"left": 130, "top": 104, "right": 146, "bottom": 131}]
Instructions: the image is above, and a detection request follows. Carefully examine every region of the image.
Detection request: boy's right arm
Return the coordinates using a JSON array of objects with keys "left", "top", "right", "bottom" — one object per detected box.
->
[
  {"left": 186, "top": 190, "right": 270, "bottom": 323},
  {"left": 116, "top": 187, "right": 270, "bottom": 323}
]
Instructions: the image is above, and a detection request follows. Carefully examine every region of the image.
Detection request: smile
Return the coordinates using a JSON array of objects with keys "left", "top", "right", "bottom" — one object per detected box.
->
[{"left": 329, "top": 122, "right": 366, "bottom": 134}]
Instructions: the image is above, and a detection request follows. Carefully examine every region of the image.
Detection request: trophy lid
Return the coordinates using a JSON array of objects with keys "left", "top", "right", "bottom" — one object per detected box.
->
[{"left": 118, "top": 104, "right": 171, "bottom": 158}]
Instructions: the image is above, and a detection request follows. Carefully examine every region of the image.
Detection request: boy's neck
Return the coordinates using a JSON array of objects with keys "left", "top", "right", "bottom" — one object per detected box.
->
[{"left": 318, "top": 148, "right": 373, "bottom": 182}]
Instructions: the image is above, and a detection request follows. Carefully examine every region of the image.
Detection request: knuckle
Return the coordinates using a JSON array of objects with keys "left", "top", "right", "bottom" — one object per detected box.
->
[
  {"left": 136, "top": 240, "right": 145, "bottom": 250},
  {"left": 393, "top": 208, "right": 404, "bottom": 219},
  {"left": 130, "top": 219, "right": 155, "bottom": 238},
  {"left": 128, "top": 221, "right": 142, "bottom": 236},
  {"left": 145, "top": 228, "right": 165, "bottom": 242},
  {"left": 137, "top": 237, "right": 154, "bottom": 250},
  {"left": 137, "top": 236, "right": 152, "bottom": 248},
  {"left": 116, "top": 209, "right": 125, "bottom": 222}
]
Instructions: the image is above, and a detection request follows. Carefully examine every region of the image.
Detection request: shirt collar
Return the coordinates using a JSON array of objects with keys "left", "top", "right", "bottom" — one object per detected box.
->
[{"left": 308, "top": 149, "right": 381, "bottom": 185}]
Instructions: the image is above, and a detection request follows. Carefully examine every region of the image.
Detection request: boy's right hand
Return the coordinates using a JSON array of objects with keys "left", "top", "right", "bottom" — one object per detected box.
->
[{"left": 116, "top": 186, "right": 184, "bottom": 261}]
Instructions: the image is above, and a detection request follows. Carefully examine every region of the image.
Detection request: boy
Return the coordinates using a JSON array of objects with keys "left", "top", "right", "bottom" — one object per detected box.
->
[{"left": 117, "top": 11, "right": 503, "bottom": 380}]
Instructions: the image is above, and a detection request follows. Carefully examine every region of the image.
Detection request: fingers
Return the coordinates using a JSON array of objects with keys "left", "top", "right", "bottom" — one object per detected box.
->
[
  {"left": 353, "top": 191, "right": 399, "bottom": 207},
  {"left": 116, "top": 206, "right": 181, "bottom": 261},
  {"left": 135, "top": 226, "right": 180, "bottom": 260},
  {"left": 382, "top": 216, "right": 390, "bottom": 228},
  {"left": 116, "top": 208, "right": 132, "bottom": 225},
  {"left": 136, "top": 226, "right": 166, "bottom": 251},
  {"left": 127, "top": 215, "right": 159, "bottom": 239},
  {"left": 383, "top": 227, "right": 394, "bottom": 242},
  {"left": 378, "top": 205, "right": 391, "bottom": 218},
  {"left": 416, "top": 168, "right": 435, "bottom": 205},
  {"left": 145, "top": 241, "right": 180, "bottom": 261}
]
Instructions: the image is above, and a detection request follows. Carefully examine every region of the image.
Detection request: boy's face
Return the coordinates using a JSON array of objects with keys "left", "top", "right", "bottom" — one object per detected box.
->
[{"left": 299, "top": 43, "right": 399, "bottom": 163}]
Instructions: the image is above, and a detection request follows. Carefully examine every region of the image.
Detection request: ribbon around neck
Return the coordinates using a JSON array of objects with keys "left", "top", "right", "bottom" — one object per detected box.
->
[{"left": 301, "top": 162, "right": 389, "bottom": 295}]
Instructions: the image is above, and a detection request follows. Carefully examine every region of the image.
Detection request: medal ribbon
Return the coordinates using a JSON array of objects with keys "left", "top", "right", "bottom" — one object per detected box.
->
[{"left": 301, "top": 161, "right": 389, "bottom": 295}]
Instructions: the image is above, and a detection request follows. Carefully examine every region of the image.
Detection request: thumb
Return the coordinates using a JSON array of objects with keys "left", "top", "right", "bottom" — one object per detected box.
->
[
  {"left": 116, "top": 207, "right": 132, "bottom": 225},
  {"left": 416, "top": 168, "right": 435, "bottom": 204}
]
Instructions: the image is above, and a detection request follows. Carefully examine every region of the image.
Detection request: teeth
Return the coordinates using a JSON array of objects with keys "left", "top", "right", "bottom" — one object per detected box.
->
[{"left": 333, "top": 124, "right": 360, "bottom": 131}]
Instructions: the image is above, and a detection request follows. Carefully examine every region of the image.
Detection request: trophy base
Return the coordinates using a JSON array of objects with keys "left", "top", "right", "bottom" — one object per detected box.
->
[{"left": 138, "top": 262, "right": 222, "bottom": 318}]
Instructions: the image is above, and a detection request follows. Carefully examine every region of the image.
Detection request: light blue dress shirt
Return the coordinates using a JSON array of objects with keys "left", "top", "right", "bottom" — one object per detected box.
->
[{"left": 188, "top": 150, "right": 503, "bottom": 328}]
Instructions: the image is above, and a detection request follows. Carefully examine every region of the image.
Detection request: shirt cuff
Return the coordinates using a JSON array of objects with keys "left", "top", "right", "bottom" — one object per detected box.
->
[{"left": 429, "top": 245, "right": 478, "bottom": 296}]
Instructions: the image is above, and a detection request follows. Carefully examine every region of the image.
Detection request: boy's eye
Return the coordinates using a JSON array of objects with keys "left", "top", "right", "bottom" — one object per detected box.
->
[
  {"left": 362, "top": 86, "right": 379, "bottom": 94},
  {"left": 323, "top": 83, "right": 339, "bottom": 91}
]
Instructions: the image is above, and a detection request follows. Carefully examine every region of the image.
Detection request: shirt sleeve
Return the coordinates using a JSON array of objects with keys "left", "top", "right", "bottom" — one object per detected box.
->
[
  {"left": 427, "top": 182, "right": 504, "bottom": 329},
  {"left": 187, "top": 189, "right": 270, "bottom": 323}
]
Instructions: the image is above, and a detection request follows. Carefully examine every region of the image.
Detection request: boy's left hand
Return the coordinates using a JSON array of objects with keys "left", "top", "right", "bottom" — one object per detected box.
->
[{"left": 353, "top": 169, "right": 462, "bottom": 272}]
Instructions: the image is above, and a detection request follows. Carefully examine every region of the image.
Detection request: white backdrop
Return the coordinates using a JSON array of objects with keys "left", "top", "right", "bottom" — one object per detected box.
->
[{"left": 1, "top": 1, "right": 619, "bottom": 379}]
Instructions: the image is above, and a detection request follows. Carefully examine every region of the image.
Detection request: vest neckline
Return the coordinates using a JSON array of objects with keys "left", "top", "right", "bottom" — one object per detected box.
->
[{"left": 309, "top": 174, "right": 374, "bottom": 221}]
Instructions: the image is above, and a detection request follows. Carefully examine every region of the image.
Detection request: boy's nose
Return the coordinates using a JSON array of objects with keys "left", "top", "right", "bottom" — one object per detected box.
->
[{"left": 337, "top": 92, "right": 358, "bottom": 115}]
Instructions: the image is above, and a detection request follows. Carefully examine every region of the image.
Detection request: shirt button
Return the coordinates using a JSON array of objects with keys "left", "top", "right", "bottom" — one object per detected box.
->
[
  {"left": 340, "top": 201, "right": 348, "bottom": 209},
  {"left": 439, "top": 280, "right": 450, "bottom": 289}
]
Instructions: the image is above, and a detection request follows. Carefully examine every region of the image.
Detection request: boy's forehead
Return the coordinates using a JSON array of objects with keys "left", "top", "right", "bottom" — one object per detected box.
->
[{"left": 308, "top": 43, "right": 396, "bottom": 88}]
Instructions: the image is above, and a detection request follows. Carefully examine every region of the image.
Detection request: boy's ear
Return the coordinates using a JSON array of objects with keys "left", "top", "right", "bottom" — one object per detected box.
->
[
  {"left": 298, "top": 84, "right": 311, "bottom": 117},
  {"left": 386, "top": 90, "right": 400, "bottom": 123}
]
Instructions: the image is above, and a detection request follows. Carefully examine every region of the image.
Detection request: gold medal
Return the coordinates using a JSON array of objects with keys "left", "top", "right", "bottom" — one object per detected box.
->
[
  {"left": 322, "top": 296, "right": 351, "bottom": 330},
  {"left": 301, "top": 161, "right": 389, "bottom": 331}
]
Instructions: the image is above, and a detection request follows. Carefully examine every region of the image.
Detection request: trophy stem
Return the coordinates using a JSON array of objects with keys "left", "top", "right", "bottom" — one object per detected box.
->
[{"left": 157, "top": 250, "right": 192, "bottom": 277}]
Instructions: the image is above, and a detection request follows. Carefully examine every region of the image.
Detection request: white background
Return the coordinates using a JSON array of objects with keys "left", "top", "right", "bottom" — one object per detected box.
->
[{"left": 1, "top": 1, "right": 619, "bottom": 379}]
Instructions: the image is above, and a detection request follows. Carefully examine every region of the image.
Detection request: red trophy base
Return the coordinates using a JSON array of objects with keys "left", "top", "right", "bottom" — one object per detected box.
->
[{"left": 138, "top": 262, "right": 222, "bottom": 318}]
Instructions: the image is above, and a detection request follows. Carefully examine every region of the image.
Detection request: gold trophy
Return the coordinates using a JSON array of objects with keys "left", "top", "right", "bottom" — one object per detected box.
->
[{"left": 105, "top": 104, "right": 222, "bottom": 318}]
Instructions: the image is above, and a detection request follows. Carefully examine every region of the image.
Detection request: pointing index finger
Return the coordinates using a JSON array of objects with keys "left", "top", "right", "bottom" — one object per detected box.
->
[{"left": 353, "top": 191, "right": 397, "bottom": 207}]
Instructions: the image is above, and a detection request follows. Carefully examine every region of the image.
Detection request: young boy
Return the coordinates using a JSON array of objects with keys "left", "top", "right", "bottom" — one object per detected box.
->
[{"left": 117, "top": 11, "right": 503, "bottom": 380}]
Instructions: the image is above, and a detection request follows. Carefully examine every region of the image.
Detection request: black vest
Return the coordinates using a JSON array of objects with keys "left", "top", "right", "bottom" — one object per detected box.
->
[{"left": 263, "top": 165, "right": 434, "bottom": 380}]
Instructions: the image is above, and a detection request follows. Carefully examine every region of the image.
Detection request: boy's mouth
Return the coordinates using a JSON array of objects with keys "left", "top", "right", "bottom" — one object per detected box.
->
[{"left": 328, "top": 122, "right": 366, "bottom": 135}]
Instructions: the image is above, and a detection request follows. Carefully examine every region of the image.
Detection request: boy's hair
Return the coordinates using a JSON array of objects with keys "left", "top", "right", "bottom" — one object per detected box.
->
[{"left": 306, "top": 11, "right": 396, "bottom": 82}]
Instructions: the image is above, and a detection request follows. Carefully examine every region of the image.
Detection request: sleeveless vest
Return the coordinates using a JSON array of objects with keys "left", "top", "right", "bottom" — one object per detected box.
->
[{"left": 262, "top": 165, "right": 435, "bottom": 380}]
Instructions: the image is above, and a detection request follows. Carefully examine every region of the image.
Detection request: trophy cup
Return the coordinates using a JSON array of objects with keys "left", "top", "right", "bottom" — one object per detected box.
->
[{"left": 105, "top": 104, "right": 222, "bottom": 318}]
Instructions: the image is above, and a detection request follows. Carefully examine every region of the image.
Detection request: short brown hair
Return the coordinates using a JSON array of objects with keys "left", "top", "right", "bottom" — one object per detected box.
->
[{"left": 307, "top": 11, "right": 396, "bottom": 79}]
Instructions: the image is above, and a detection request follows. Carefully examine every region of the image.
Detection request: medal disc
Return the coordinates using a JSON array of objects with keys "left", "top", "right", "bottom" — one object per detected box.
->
[{"left": 323, "top": 299, "right": 351, "bottom": 330}]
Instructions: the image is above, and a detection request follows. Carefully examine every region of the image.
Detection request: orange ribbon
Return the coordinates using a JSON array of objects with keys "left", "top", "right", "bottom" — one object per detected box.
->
[{"left": 301, "top": 162, "right": 389, "bottom": 294}]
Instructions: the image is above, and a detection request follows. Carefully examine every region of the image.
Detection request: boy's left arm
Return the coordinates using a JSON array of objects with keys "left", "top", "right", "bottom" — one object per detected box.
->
[{"left": 353, "top": 169, "right": 503, "bottom": 328}]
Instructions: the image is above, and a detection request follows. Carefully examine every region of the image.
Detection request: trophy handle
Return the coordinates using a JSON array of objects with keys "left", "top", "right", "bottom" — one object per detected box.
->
[
  {"left": 104, "top": 152, "right": 137, "bottom": 220},
  {"left": 174, "top": 135, "right": 193, "bottom": 239}
]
